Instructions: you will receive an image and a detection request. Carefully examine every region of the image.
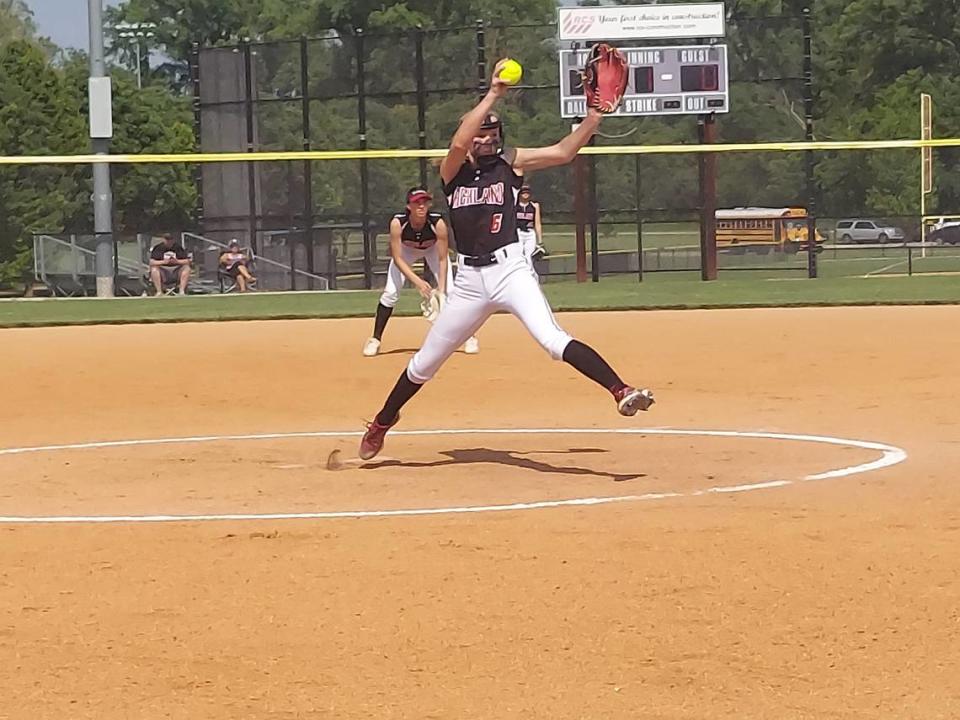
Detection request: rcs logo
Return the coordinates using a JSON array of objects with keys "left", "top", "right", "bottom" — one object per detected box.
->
[{"left": 561, "top": 13, "right": 597, "bottom": 36}]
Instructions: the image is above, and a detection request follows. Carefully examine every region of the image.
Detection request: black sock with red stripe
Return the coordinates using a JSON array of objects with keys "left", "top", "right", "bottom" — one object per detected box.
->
[
  {"left": 562, "top": 340, "right": 627, "bottom": 396},
  {"left": 375, "top": 370, "right": 423, "bottom": 426},
  {"left": 373, "top": 303, "right": 394, "bottom": 341}
]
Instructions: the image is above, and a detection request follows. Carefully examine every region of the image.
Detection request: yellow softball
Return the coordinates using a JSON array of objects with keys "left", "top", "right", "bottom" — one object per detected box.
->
[{"left": 498, "top": 59, "right": 523, "bottom": 86}]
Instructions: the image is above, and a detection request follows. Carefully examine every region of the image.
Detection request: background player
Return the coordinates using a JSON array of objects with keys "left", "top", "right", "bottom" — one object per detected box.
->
[
  {"left": 360, "top": 48, "right": 652, "bottom": 460},
  {"left": 516, "top": 183, "right": 547, "bottom": 264},
  {"left": 363, "top": 187, "right": 479, "bottom": 357}
]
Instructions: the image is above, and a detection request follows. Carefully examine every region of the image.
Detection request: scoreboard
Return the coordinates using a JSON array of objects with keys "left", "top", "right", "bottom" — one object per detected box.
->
[{"left": 559, "top": 44, "right": 729, "bottom": 118}]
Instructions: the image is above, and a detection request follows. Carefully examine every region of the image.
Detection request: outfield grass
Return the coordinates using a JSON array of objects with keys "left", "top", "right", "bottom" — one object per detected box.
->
[{"left": 2, "top": 273, "right": 959, "bottom": 328}]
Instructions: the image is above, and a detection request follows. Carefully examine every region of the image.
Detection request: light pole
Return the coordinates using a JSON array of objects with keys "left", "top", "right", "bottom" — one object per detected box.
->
[
  {"left": 88, "top": 0, "right": 113, "bottom": 297},
  {"left": 114, "top": 21, "right": 157, "bottom": 89}
]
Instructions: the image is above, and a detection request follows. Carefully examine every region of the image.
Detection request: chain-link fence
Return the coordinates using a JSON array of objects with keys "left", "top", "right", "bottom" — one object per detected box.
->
[
  {"left": 27, "top": 11, "right": 960, "bottom": 296},
  {"left": 189, "top": 14, "right": 843, "bottom": 289}
]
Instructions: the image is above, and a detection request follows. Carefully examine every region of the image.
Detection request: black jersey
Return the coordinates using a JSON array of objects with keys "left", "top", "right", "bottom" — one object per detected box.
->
[
  {"left": 443, "top": 152, "right": 523, "bottom": 257},
  {"left": 516, "top": 201, "right": 536, "bottom": 232},
  {"left": 394, "top": 210, "right": 443, "bottom": 249}
]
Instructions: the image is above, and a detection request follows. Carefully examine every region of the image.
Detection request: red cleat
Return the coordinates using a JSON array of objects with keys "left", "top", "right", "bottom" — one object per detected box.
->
[
  {"left": 359, "top": 414, "right": 399, "bottom": 460},
  {"left": 614, "top": 386, "right": 655, "bottom": 416}
]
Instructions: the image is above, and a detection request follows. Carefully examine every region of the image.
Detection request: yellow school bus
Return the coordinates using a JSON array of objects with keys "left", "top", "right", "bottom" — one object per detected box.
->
[{"left": 716, "top": 207, "right": 824, "bottom": 254}]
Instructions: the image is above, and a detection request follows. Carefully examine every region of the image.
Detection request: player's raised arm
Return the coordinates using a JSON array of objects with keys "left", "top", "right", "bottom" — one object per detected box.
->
[
  {"left": 439, "top": 59, "right": 511, "bottom": 185},
  {"left": 514, "top": 43, "right": 628, "bottom": 173},
  {"left": 513, "top": 111, "right": 603, "bottom": 172}
]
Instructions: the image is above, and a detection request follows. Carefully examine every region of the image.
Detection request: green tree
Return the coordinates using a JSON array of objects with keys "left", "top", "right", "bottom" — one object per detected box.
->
[
  {"left": 78, "top": 66, "right": 198, "bottom": 231},
  {"left": 0, "top": 42, "right": 200, "bottom": 286},
  {"left": 0, "top": 0, "right": 37, "bottom": 45},
  {"left": 0, "top": 40, "right": 87, "bottom": 284},
  {"left": 811, "top": 0, "right": 960, "bottom": 217}
]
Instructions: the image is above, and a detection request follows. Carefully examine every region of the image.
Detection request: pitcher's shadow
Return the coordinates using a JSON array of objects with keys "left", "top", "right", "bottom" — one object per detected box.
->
[
  {"left": 378, "top": 348, "right": 473, "bottom": 356},
  {"left": 376, "top": 347, "right": 419, "bottom": 356},
  {"left": 364, "top": 447, "right": 645, "bottom": 482}
]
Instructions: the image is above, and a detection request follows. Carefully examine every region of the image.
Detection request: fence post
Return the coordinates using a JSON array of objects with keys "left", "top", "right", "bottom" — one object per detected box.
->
[
  {"left": 635, "top": 154, "right": 643, "bottom": 282},
  {"left": 112, "top": 232, "right": 119, "bottom": 287},
  {"left": 286, "top": 161, "right": 297, "bottom": 290},
  {"left": 588, "top": 135, "right": 600, "bottom": 283},
  {"left": 573, "top": 148, "right": 588, "bottom": 283},
  {"left": 356, "top": 28, "right": 373, "bottom": 289},
  {"left": 189, "top": 41, "right": 204, "bottom": 230},
  {"left": 697, "top": 115, "right": 718, "bottom": 280},
  {"left": 414, "top": 27, "right": 428, "bottom": 188},
  {"left": 242, "top": 40, "right": 258, "bottom": 254},
  {"left": 475, "top": 19, "right": 487, "bottom": 97},
  {"left": 299, "top": 36, "right": 316, "bottom": 289},
  {"left": 803, "top": 4, "right": 818, "bottom": 279}
]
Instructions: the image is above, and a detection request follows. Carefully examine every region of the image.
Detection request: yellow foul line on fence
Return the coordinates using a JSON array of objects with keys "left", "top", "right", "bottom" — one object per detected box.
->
[{"left": 1, "top": 138, "right": 960, "bottom": 165}]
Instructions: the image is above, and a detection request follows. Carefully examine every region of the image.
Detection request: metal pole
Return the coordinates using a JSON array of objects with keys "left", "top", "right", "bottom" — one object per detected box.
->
[
  {"left": 697, "top": 115, "right": 718, "bottom": 281},
  {"left": 242, "top": 41, "right": 258, "bottom": 254},
  {"left": 357, "top": 29, "right": 374, "bottom": 289},
  {"left": 803, "top": 5, "right": 818, "bottom": 279},
  {"left": 189, "top": 42, "right": 204, "bottom": 228},
  {"left": 635, "top": 153, "right": 643, "bottom": 282},
  {"left": 135, "top": 38, "right": 142, "bottom": 89},
  {"left": 588, "top": 136, "right": 600, "bottom": 283},
  {"left": 299, "top": 37, "right": 315, "bottom": 289},
  {"left": 573, "top": 125, "right": 587, "bottom": 283},
  {"left": 920, "top": 158, "right": 926, "bottom": 252},
  {"left": 476, "top": 20, "right": 487, "bottom": 98},
  {"left": 920, "top": 93, "right": 933, "bottom": 257},
  {"left": 414, "top": 29, "right": 429, "bottom": 188},
  {"left": 287, "top": 161, "right": 296, "bottom": 291},
  {"left": 88, "top": 0, "right": 113, "bottom": 296}
]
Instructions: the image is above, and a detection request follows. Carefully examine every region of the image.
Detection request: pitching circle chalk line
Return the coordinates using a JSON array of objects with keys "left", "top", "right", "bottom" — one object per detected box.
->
[{"left": 0, "top": 427, "right": 907, "bottom": 524}]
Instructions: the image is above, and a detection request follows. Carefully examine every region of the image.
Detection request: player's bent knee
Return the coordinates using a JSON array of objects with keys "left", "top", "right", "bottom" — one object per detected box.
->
[
  {"left": 540, "top": 331, "right": 573, "bottom": 361},
  {"left": 379, "top": 290, "right": 400, "bottom": 308},
  {"left": 406, "top": 354, "right": 436, "bottom": 384},
  {"left": 407, "top": 332, "right": 462, "bottom": 383}
]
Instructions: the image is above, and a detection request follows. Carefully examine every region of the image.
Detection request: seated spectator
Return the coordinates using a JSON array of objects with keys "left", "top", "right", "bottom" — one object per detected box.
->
[
  {"left": 219, "top": 239, "right": 256, "bottom": 292},
  {"left": 149, "top": 233, "right": 191, "bottom": 296}
]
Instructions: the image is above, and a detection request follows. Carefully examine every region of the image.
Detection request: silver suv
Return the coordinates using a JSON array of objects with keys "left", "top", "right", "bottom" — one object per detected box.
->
[{"left": 836, "top": 219, "right": 905, "bottom": 244}]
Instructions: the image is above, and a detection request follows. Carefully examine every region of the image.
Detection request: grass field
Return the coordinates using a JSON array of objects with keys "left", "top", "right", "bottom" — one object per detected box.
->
[{"left": 2, "top": 272, "right": 959, "bottom": 328}]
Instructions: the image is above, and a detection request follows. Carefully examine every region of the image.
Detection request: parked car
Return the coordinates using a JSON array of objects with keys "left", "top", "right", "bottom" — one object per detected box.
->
[
  {"left": 928, "top": 221, "right": 960, "bottom": 245},
  {"left": 835, "top": 219, "right": 906, "bottom": 244}
]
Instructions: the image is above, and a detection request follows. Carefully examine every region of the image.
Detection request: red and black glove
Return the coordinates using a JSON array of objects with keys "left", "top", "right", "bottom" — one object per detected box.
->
[{"left": 582, "top": 43, "right": 629, "bottom": 114}]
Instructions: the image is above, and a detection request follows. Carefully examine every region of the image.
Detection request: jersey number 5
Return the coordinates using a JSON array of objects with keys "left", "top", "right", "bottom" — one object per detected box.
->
[{"left": 490, "top": 213, "right": 503, "bottom": 234}]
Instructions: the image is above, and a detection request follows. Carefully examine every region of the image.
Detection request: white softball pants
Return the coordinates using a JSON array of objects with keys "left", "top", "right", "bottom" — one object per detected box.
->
[
  {"left": 407, "top": 242, "right": 572, "bottom": 383},
  {"left": 378, "top": 245, "right": 454, "bottom": 308},
  {"left": 517, "top": 229, "right": 538, "bottom": 263}
]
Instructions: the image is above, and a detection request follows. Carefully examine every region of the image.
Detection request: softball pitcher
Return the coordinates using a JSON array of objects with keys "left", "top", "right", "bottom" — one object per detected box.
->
[{"left": 360, "top": 47, "right": 652, "bottom": 460}]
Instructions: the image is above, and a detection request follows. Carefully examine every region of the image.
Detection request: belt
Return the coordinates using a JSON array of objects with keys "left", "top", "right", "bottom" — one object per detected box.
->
[
  {"left": 461, "top": 253, "right": 498, "bottom": 267},
  {"left": 459, "top": 242, "right": 520, "bottom": 268}
]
